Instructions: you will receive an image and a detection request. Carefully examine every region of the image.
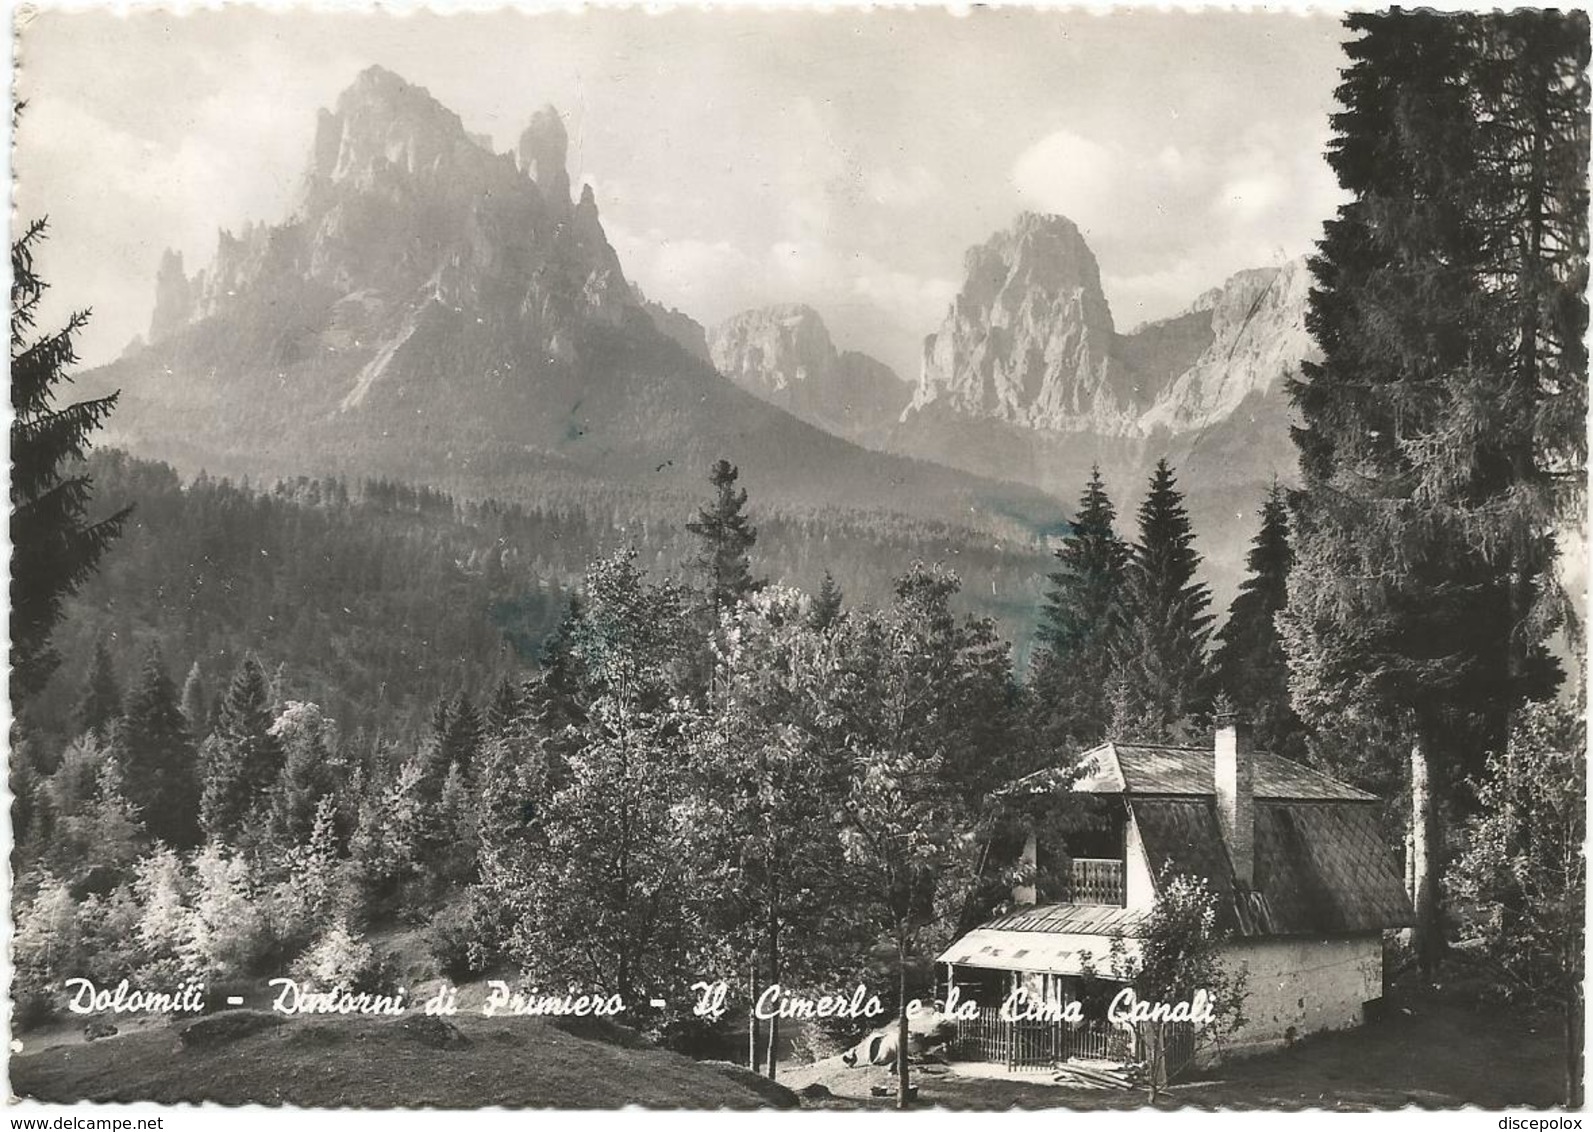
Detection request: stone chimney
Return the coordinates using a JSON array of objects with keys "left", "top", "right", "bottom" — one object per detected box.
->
[
  {"left": 1013, "top": 831, "right": 1038, "bottom": 906},
  {"left": 1214, "top": 711, "right": 1255, "bottom": 888}
]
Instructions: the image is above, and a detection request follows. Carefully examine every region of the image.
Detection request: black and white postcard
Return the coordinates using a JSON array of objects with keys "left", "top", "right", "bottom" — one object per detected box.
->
[{"left": 8, "top": 2, "right": 1587, "bottom": 1115}]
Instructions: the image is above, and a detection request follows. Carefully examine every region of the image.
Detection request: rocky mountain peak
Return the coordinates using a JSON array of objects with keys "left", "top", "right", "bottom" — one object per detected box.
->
[
  {"left": 134, "top": 67, "right": 639, "bottom": 389},
  {"left": 909, "top": 212, "right": 1133, "bottom": 433},
  {"left": 710, "top": 304, "right": 836, "bottom": 394},
  {"left": 147, "top": 248, "right": 193, "bottom": 343},
  {"left": 906, "top": 213, "right": 1314, "bottom": 440},
  {"left": 519, "top": 105, "right": 572, "bottom": 208},
  {"left": 306, "top": 65, "right": 476, "bottom": 191},
  {"left": 986, "top": 212, "right": 1111, "bottom": 312},
  {"left": 710, "top": 304, "right": 908, "bottom": 444},
  {"left": 1137, "top": 258, "right": 1313, "bottom": 433}
]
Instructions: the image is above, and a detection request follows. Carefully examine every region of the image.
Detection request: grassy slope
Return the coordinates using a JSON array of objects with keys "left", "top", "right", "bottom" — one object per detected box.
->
[
  {"left": 781, "top": 996, "right": 1567, "bottom": 1111},
  {"left": 13, "top": 993, "right": 1563, "bottom": 1110},
  {"left": 10, "top": 1015, "right": 782, "bottom": 1109}
]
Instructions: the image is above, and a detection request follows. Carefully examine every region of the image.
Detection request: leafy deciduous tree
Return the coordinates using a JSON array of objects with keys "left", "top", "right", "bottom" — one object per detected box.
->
[{"left": 1447, "top": 703, "right": 1585, "bottom": 1106}]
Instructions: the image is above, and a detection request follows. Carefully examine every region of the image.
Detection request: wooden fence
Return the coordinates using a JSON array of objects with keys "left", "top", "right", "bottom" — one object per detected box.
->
[
  {"left": 952, "top": 1007, "right": 1198, "bottom": 1077},
  {"left": 1163, "top": 1021, "right": 1198, "bottom": 1079},
  {"left": 951, "top": 1007, "right": 1131, "bottom": 1069}
]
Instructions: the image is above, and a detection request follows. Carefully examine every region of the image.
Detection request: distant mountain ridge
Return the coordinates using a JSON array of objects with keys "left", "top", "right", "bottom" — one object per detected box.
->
[
  {"left": 87, "top": 66, "right": 1064, "bottom": 545},
  {"left": 707, "top": 304, "right": 909, "bottom": 447},
  {"left": 707, "top": 213, "right": 1313, "bottom": 461},
  {"left": 89, "top": 64, "right": 1316, "bottom": 624},
  {"left": 877, "top": 213, "right": 1314, "bottom": 609},
  {"left": 904, "top": 212, "right": 1314, "bottom": 441},
  {"left": 705, "top": 213, "right": 1312, "bottom": 608}
]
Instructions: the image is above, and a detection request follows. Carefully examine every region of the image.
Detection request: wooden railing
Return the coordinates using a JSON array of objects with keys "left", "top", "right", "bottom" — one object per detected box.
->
[{"left": 1064, "top": 857, "right": 1125, "bottom": 906}]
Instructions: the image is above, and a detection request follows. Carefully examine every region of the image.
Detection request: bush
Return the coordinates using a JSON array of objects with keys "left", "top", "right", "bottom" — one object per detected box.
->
[
  {"left": 132, "top": 848, "right": 197, "bottom": 985},
  {"left": 426, "top": 901, "right": 484, "bottom": 981},
  {"left": 185, "top": 846, "right": 272, "bottom": 979},
  {"left": 177, "top": 1009, "right": 285, "bottom": 1049},
  {"left": 293, "top": 922, "right": 401, "bottom": 995},
  {"left": 12, "top": 986, "right": 57, "bottom": 1031},
  {"left": 76, "top": 885, "right": 143, "bottom": 985},
  {"left": 12, "top": 876, "right": 82, "bottom": 1024}
]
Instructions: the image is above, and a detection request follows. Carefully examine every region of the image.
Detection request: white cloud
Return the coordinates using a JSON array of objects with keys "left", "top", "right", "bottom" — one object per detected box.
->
[
  {"left": 1009, "top": 130, "right": 1120, "bottom": 227},
  {"left": 15, "top": 9, "right": 1354, "bottom": 377},
  {"left": 605, "top": 222, "right": 760, "bottom": 324},
  {"left": 866, "top": 164, "right": 942, "bottom": 207},
  {"left": 1009, "top": 121, "right": 1343, "bottom": 327},
  {"left": 850, "top": 265, "right": 957, "bottom": 337}
]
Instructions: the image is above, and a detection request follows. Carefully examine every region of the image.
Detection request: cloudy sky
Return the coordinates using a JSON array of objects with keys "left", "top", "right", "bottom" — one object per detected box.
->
[{"left": 15, "top": 6, "right": 1351, "bottom": 378}]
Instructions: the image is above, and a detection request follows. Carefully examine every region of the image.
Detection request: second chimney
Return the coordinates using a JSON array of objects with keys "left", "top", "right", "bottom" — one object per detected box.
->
[{"left": 1214, "top": 712, "right": 1255, "bottom": 888}]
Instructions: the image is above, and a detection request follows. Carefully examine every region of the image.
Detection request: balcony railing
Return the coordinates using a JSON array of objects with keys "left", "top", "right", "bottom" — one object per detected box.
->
[{"left": 1063, "top": 857, "right": 1125, "bottom": 906}]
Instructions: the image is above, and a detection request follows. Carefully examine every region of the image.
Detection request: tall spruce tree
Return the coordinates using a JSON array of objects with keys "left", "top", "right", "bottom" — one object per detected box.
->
[
  {"left": 75, "top": 638, "right": 122, "bottom": 739},
  {"left": 263, "top": 700, "right": 342, "bottom": 851},
  {"left": 1461, "top": 13, "right": 1589, "bottom": 670},
  {"left": 117, "top": 646, "right": 201, "bottom": 848},
  {"left": 487, "top": 675, "right": 521, "bottom": 736},
  {"left": 180, "top": 661, "right": 208, "bottom": 736},
  {"left": 1280, "top": 10, "right": 1576, "bottom": 975},
  {"left": 1212, "top": 482, "right": 1301, "bottom": 756},
  {"left": 1282, "top": 11, "right": 1486, "bottom": 977},
  {"left": 525, "top": 594, "right": 588, "bottom": 790},
  {"left": 11, "top": 219, "right": 130, "bottom": 702},
  {"left": 1032, "top": 465, "right": 1129, "bottom": 745},
  {"left": 1112, "top": 459, "right": 1214, "bottom": 739},
  {"left": 687, "top": 459, "right": 760, "bottom": 616},
  {"left": 442, "top": 690, "right": 483, "bottom": 777},
  {"left": 200, "top": 656, "right": 284, "bottom": 844},
  {"left": 808, "top": 571, "right": 844, "bottom": 631}
]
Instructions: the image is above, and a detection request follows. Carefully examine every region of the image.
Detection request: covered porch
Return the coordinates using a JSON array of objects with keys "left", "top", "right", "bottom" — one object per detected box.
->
[{"left": 938, "top": 911, "right": 1146, "bottom": 1070}]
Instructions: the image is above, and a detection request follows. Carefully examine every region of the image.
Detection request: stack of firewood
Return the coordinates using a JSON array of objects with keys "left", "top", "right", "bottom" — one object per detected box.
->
[{"left": 1052, "top": 1061, "right": 1146, "bottom": 1090}]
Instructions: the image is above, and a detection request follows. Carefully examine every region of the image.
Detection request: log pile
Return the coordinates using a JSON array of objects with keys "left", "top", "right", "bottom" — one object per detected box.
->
[{"left": 1052, "top": 1060, "right": 1145, "bottom": 1090}]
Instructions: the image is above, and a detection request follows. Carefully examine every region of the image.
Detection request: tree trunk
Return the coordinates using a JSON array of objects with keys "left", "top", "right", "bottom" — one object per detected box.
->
[
  {"left": 1567, "top": 982, "right": 1584, "bottom": 1109},
  {"left": 1410, "top": 732, "right": 1445, "bottom": 978},
  {"left": 766, "top": 910, "right": 781, "bottom": 1080},
  {"left": 748, "top": 955, "right": 760, "bottom": 1073},
  {"left": 1145, "top": 1022, "right": 1166, "bottom": 1103},
  {"left": 897, "top": 926, "right": 911, "bottom": 1110}
]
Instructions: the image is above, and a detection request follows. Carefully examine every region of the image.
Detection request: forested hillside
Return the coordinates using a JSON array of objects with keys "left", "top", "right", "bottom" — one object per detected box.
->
[{"left": 21, "top": 450, "right": 1053, "bottom": 751}]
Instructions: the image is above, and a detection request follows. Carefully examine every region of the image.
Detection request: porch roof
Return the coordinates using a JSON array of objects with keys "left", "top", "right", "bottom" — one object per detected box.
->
[
  {"left": 938, "top": 926, "right": 1142, "bottom": 977},
  {"left": 979, "top": 902, "right": 1150, "bottom": 936}
]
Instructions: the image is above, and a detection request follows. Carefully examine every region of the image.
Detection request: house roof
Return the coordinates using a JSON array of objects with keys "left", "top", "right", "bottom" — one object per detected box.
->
[
  {"left": 1132, "top": 798, "right": 1412, "bottom": 935},
  {"left": 956, "top": 739, "right": 1411, "bottom": 961},
  {"left": 1006, "top": 742, "right": 1375, "bottom": 802}
]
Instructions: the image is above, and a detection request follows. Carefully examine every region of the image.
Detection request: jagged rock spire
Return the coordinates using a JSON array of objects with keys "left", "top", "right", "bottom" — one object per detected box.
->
[
  {"left": 148, "top": 248, "right": 193, "bottom": 343},
  {"left": 519, "top": 105, "right": 571, "bottom": 208}
]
